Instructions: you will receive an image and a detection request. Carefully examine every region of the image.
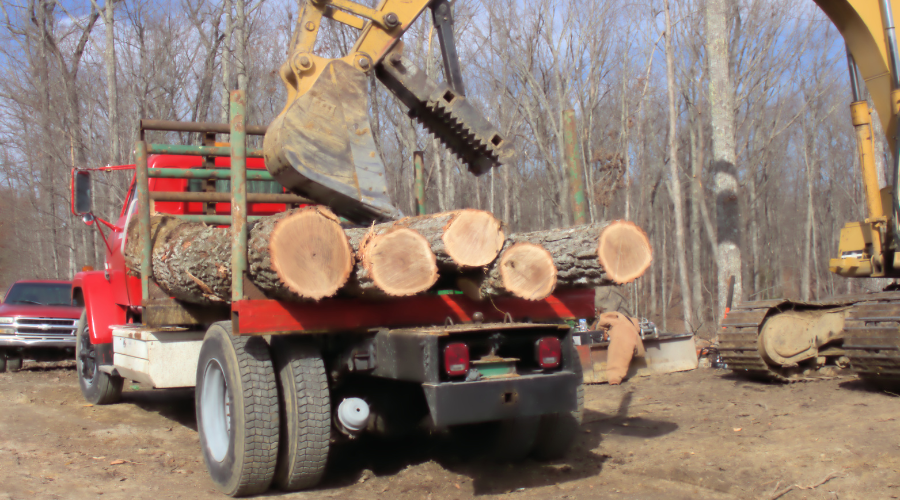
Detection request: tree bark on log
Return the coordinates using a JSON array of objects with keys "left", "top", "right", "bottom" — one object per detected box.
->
[
  {"left": 125, "top": 206, "right": 354, "bottom": 303},
  {"left": 458, "top": 221, "right": 652, "bottom": 301}
]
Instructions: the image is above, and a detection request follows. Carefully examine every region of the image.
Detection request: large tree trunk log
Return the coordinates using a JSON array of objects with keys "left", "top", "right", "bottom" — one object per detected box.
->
[
  {"left": 392, "top": 210, "right": 504, "bottom": 268},
  {"left": 125, "top": 206, "right": 354, "bottom": 303},
  {"left": 344, "top": 226, "right": 438, "bottom": 297},
  {"left": 458, "top": 221, "right": 652, "bottom": 301}
]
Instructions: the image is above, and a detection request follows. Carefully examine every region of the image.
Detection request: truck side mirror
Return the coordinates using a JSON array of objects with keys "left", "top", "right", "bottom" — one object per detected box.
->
[{"left": 73, "top": 170, "right": 92, "bottom": 215}]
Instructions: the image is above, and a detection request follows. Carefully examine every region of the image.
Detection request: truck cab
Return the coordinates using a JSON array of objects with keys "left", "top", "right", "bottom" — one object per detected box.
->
[
  {"left": 0, "top": 279, "right": 82, "bottom": 371},
  {"left": 73, "top": 154, "right": 301, "bottom": 345}
]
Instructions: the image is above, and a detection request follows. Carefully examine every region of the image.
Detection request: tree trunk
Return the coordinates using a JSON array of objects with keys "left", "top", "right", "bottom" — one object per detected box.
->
[
  {"left": 234, "top": 0, "right": 248, "bottom": 94},
  {"left": 663, "top": 0, "right": 693, "bottom": 331},
  {"left": 393, "top": 209, "right": 504, "bottom": 268},
  {"left": 706, "top": 0, "right": 742, "bottom": 320},
  {"left": 102, "top": 0, "right": 119, "bottom": 164},
  {"left": 221, "top": 0, "right": 234, "bottom": 122},
  {"left": 125, "top": 207, "right": 355, "bottom": 303},
  {"left": 459, "top": 221, "right": 652, "bottom": 301},
  {"left": 689, "top": 111, "right": 704, "bottom": 322},
  {"left": 801, "top": 126, "right": 815, "bottom": 301}
]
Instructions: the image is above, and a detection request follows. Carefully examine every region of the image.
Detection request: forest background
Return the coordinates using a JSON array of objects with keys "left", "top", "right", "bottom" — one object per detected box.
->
[{"left": 0, "top": 0, "right": 880, "bottom": 333}]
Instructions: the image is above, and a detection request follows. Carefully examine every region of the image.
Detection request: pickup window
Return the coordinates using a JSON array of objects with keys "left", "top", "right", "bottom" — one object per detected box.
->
[{"left": 4, "top": 283, "right": 73, "bottom": 306}]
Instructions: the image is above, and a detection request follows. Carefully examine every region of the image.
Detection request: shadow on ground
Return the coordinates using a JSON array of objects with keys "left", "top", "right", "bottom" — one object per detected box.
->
[
  {"left": 123, "top": 388, "right": 198, "bottom": 431},
  {"left": 839, "top": 377, "right": 900, "bottom": 394},
  {"left": 318, "top": 390, "right": 678, "bottom": 496},
  {"left": 111, "top": 386, "right": 680, "bottom": 496}
]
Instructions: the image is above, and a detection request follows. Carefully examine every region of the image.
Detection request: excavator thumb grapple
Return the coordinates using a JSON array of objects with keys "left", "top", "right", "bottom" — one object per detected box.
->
[{"left": 264, "top": 0, "right": 513, "bottom": 224}]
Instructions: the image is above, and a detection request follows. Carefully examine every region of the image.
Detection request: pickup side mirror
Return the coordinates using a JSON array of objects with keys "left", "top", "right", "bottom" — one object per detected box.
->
[{"left": 73, "top": 170, "right": 92, "bottom": 216}]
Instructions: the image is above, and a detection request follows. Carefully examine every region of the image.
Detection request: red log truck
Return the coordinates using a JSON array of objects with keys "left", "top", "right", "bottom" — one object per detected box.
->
[{"left": 69, "top": 0, "right": 591, "bottom": 496}]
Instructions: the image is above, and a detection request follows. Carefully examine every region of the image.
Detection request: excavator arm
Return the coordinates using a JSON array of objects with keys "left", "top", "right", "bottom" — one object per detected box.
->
[
  {"left": 816, "top": 0, "right": 900, "bottom": 277},
  {"left": 264, "top": 0, "right": 513, "bottom": 223}
]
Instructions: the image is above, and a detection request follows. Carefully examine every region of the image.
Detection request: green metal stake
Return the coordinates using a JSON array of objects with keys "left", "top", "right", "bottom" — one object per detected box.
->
[
  {"left": 135, "top": 140, "right": 152, "bottom": 303},
  {"left": 413, "top": 150, "right": 426, "bottom": 215},
  {"left": 563, "top": 109, "right": 587, "bottom": 224},
  {"left": 230, "top": 91, "right": 248, "bottom": 306}
]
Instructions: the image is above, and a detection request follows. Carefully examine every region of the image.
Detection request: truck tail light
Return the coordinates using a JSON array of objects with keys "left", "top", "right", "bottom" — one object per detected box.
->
[
  {"left": 535, "top": 336, "right": 562, "bottom": 369},
  {"left": 443, "top": 343, "right": 469, "bottom": 377}
]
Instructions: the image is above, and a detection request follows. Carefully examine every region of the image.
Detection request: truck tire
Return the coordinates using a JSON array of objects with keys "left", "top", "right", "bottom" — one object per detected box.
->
[
  {"left": 196, "top": 321, "right": 279, "bottom": 497},
  {"left": 0, "top": 350, "right": 6, "bottom": 373},
  {"left": 76, "top": 311, "right": 123, "bottom": 404},
  {"left": 7, "top": 353, "right": 22, "bottom": 372},
  {"left": 491, "top": 416, "right": 541, "bottom": 462},
  {"left": 531, "top": 384, "right": 584, "bottom": 460},
  {"left": 532, "top": 341, "right": 585, "bottom": 460},
  {"left": 270, "top": 337, "right": 330, "bottom": 491}
]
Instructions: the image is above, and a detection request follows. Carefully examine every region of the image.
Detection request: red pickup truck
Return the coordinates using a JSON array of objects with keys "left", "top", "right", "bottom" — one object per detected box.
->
[{"left": 0, "top": 279, "right": 82, "bottom": 372}]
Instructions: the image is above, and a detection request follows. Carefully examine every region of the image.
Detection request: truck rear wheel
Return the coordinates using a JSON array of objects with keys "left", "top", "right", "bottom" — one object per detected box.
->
[
  {"left": 491, "top": 416, "right": 541, "bottom": 462},
  {"left": 196, "top": 321, "right": 279, "bottom": 497},
  {"left": 531, "top": 384, "right": 584, "bottom": 460},
  {"left": 76, "top": 311, "right": 123, "bottom": 404},
  {"left": 270, "top": 337, "right": 330, "bottom": 491},
  {"left": 7, "top": 353, "right": 22, "bottom": 372}
]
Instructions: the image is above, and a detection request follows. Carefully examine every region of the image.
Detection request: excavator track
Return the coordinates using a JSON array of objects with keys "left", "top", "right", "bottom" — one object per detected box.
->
[
  {"left": 719, "top": 291, "right": 900, "bottom": 383},
  {"left": 842, "top": 294, "right": 900, "bottom": 384}
]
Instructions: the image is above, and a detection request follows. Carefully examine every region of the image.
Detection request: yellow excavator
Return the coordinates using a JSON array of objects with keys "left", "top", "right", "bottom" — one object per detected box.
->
[
  {"left": 253, "top": 0, "right": 900, "bottom": 383},
  {"left": 721, "top": 0, "right": 900, "bottom": 383}
]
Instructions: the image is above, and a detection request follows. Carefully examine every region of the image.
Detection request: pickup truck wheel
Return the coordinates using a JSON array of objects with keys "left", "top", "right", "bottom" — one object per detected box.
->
[
  {"left": 270, "top": 337, "right": 330, "bottom": 491},
  {"left": 196, "top": 321, "right": 279, "bottom": 497},
  {"left": 76, "top": 311, "right": 123, "bottom": 404},
  {"left": 0, "top": 350, "right": 6, "bottom": 373},
  {"left": 531, "top": 384, "right": 584, "bottom": 460},
  {"left": 7, "top": 353, "right": 22, "bottom": 372},
  {"left": 490, "top": 416, "right": 541, "bottom": 462}
]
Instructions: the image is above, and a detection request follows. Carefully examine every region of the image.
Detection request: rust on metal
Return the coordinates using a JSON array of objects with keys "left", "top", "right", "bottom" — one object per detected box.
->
[
  {"left": 563, "top": 109, "right": 587, "bottom": 224},
  {"left": 230, "top": 91, "right": 248, "bottom": 304}
]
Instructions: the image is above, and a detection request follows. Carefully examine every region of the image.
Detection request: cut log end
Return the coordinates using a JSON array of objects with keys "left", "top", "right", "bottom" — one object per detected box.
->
[
  {"left": 442, "top": 209, "right": 505, "bottom": 267},
  {"left": 365, "top": 228, "right": 438, "bottom": 296},
  {"left": 269, "top": 207, "right": 354, "bottom": 300},
  {"left": 499, "top": 242, "right": 557, "bottom": 301},
  {"left": 597, "top": 221, "right": 653, "bottom": 284}
]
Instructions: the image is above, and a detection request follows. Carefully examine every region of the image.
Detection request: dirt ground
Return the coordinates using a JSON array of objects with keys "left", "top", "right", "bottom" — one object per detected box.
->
[{"left": 1, "top": 362, "right": 898, "bottom": 500}]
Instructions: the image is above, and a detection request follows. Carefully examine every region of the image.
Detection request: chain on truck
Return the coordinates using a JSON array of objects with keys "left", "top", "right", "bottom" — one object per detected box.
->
[{"left": 68, "top": 0, "right": 590, "bottom": 496}]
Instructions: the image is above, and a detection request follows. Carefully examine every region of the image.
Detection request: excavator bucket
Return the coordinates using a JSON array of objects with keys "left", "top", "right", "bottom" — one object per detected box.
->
[
  {"left": 577, "top": 334, "right": 698, "bottom": 384},
  {"left": 264, "top": 60, "right": 402, "bottom": 224}
]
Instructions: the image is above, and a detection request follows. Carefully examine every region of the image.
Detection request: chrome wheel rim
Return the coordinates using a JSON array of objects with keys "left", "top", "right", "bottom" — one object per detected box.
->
[{"left": 201, "top": 358, "right": 231, "bottom": 462}]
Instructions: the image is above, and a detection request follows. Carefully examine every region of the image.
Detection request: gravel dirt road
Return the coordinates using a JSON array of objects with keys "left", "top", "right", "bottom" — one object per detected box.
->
[{"left": 1, "top": 362, "right": 898, "bottom": 500}]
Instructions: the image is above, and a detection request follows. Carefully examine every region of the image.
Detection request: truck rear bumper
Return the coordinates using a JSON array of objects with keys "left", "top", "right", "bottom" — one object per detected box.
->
[{"left": 422, "top": 372, "right": 580, "bottom": 427}]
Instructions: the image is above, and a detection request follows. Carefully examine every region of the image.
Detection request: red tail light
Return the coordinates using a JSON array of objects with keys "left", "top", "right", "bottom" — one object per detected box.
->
[
  {"left": 444, "top": 343, "right": 469, "bottom": 377},
  {"left": 536, "top": 336, "right": 562, "bottom": 369}
]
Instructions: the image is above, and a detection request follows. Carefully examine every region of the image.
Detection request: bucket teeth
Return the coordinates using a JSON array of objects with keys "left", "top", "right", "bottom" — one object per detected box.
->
[{"left": 376, "top": 53, "right": 514, "bottom": 176}]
